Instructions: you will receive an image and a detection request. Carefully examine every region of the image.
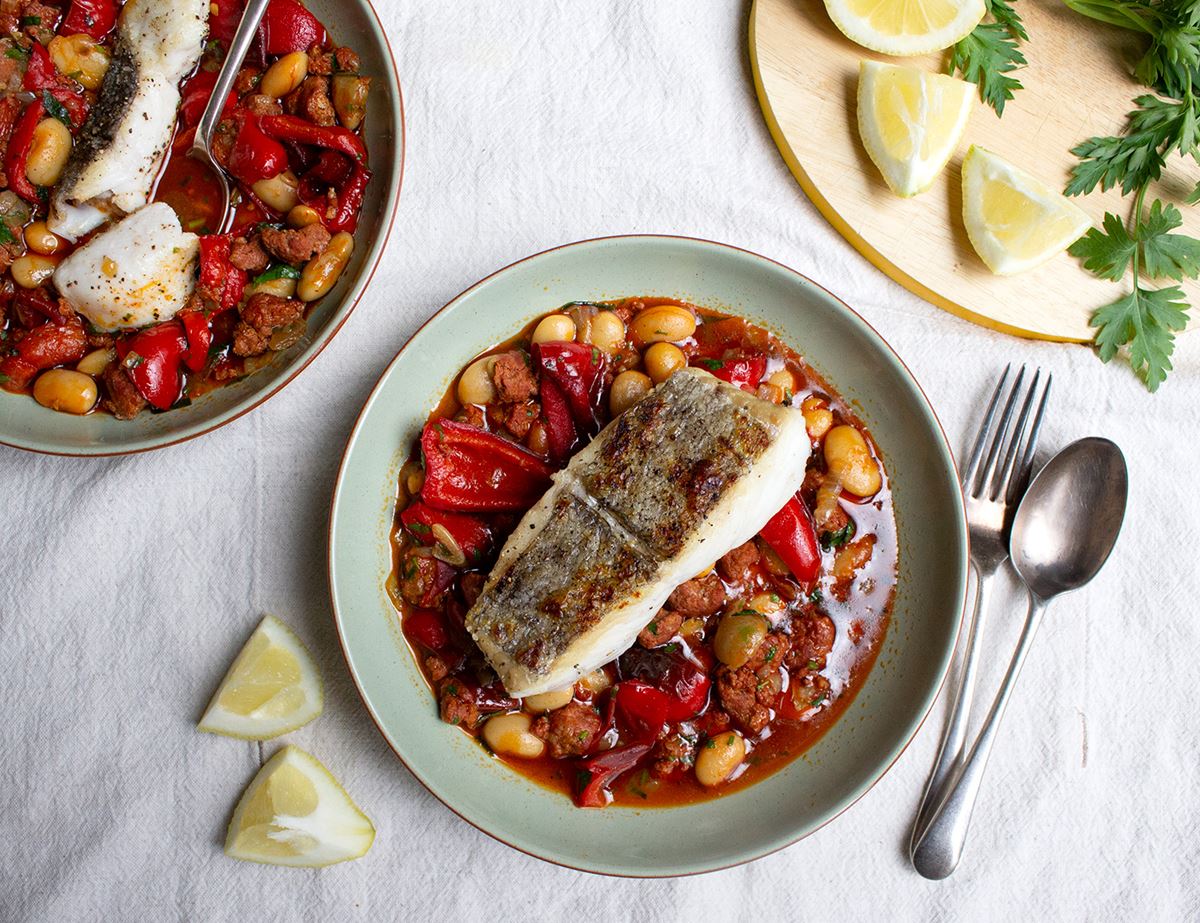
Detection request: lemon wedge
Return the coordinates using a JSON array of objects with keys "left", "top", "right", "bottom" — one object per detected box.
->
[
  {"left": 225, "top": 746, "right": 376, "bottom": 867},
  {"left": 824, "top": 0, "right": 985, "bottom": 55},
  {"left": 962, "top": 146, "right": 1092, "bottom": 275},
  {"left": 857, "top": 61, "right": 974, "bottom": 197},
  {"left": 199, "top": 615, "right": 323, "bottom": 740}
]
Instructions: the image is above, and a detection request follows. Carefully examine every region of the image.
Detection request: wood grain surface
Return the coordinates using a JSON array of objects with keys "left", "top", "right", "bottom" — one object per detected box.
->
[{"left": 750, "top": 0, "right": 1200, "bottom": 341}]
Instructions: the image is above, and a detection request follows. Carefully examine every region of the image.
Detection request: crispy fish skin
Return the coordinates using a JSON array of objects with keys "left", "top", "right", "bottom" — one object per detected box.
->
[
  {"left": 48, "top": 0, "right": 208, "bottom": 240},
  {"left": 467, "top": 368, "right": 811, "bottom": 697}
]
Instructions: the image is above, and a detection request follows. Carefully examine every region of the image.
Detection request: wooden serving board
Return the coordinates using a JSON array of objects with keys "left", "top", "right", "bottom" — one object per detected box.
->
[{"left": 750, "top": 0, "right": 1200, "bottom": 341}]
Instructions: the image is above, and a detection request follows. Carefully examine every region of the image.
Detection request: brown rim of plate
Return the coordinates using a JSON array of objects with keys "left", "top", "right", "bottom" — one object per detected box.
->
[
  {"left": 327, "top": 233, "right": 971, "bottom": 877},
  {"left": 0, "top": 0, "right": 406, "bottom": 458}
]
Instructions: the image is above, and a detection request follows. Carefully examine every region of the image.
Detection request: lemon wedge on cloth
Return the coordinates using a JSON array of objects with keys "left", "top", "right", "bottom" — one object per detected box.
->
[
  {"left": 857, "top": 61, "right": 974, "bottom": 196},
  {"left": 225, "top": 746, "right": 375, "bottom": 867},
  {"left": 962, "top": 146, "right": 1092, "bottom": 275},
  {"left": 199, "top": 615, "right": 323, "bottom": 740},
  {"left": 824, "top": 0, "right": 984, "bottom": 55}
]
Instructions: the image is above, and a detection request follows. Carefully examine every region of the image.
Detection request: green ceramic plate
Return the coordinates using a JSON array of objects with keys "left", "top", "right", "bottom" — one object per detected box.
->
[
  {"left": 0, "top": 0, "right": 404, "bottom": 456},
  {"left": 329, "top": 236, "right": 967, "bottom": 876}
]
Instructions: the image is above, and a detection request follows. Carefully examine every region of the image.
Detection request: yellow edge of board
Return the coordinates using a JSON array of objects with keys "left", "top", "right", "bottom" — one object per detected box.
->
[{"left": 746, "top": 0, "right": 1089, "bottom": 345}]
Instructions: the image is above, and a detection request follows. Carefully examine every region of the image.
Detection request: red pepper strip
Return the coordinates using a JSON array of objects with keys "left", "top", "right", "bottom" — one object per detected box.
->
[
  {"left": 326, "top": 164, "right": 370, "bottom": 233},
  {"left": 227, "top": 114, "right": 289, "bottom": 185},
  {"left": 0, "top": 315, "right": 87, "bottom": 392},
  {"left": 533, "top": 341, "right": 607, "bottom": 435},
  {"left": 61, "top": 0, "right": 118, "bottom": 39},
  {"left": 5, "top": 100, "right": 44, "bottom": 204},
  {"left": 179, "top": 71, "right": 236, "bottom": 130},
  {"left": 574, "top": 743, "right": 652, "bottom": 808},
  {"left": 418, "top": 557, "right": 457, "bottom": 608},
  {"left": 11, "top": 286, "right": 67, "bottom": 328},
  {"left": 658, "top": 658, "right": 711, "bottom": 721},
  {"left": 419, "top": 418, "right": 554, "bottom": 513},
  {"left": 115, "top": 322, "right": 188, "bottom": 411},
  {"left": 178, "top": 310, "right": 212, "bottom": 374},
  {"left": 405, "top": 609, "right": 451, "bottom": 651},
  {"left": 759, "top": 495, "right": 821, "bottom": 585},
  {"left": 691, "top": 316, "right": 749, "bottom": 359},
  {"left": 209, "top": 0, "right": 245, "bottom": 45},
  {"left": 613, "top": 681, "right": 671, "bottom": 741},
  {"left": 694, "top": 354, "right": 767, "bottom": 392},
  {"left": 24, "top": 45, "right": 88, "bottom": 128},
  {"left": 259, "top": 114, "right": 366, "bottom": 163},
  {"left": 538, "top": 375, "right": 577, "bottom": 466},
  {"left": 400, "top": 500, "right": 493, "bottom": 565},
  {"left": 260, "top": 0, "right": 327, "bottom": 55},
  {"left": 197, "top": 235, "right": 248, "bottom": 311}
]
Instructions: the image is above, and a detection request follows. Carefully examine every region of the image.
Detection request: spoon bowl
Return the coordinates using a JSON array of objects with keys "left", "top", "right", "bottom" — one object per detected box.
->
[{"left": 1010, "top": 437, "right": 1128, "bottom": 599}]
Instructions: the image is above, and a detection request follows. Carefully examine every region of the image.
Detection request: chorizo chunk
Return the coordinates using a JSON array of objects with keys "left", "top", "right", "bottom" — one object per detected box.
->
[
  {"left": 460, "top": 571, "right": 486, "bottom": 607},
  {"left": 490, "top": 351, "right": 537, "bottom": 402},
  {"left": 334, "top": 46, "right": 361, "bottom": 72},
  {"left": 650, "top": 733, "right": 696, "bottom": 779},
  {"left": 241, "top": 93, "right": 283, "bottom": 117},
  {"left": 438, "top": 678, "right": 478, "bottom": 728},
  {"left": 100, "top": 366, "right": 147, "bottom": 420},
  {"left": 717, "top": 631, "right": 791, "bottom": 734},
  {"left": 502, "top": 401, "right": 538, "bottom": 439},
  {"left": 260, "top": 223, "right": 331, "bottom": 265},
  {"left": 285, "top": 75, "right": 336, "bottom": 126},
  {"left": 718, "top": 540, "right": 760, "bottom": 583},
  {"left": 638, "top": 608, "right": 684, "bottom": 648},
  {"left": 531, "top": 701, "right": 601, "bottom": 758},
  {"left": 667, "top": 573, "right": 725, "bottom": 618},
  {"left": 786, "top": 613, "right": 836, "bottom": 671},
  {"left": 231, "top": 293, "right": 304, "bottom": 357},
  {"left": 229, "top": 236, "right": 269, "bottom": 273}
]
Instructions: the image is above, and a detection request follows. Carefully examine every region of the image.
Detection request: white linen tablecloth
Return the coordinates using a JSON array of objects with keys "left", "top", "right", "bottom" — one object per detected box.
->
[{"left": 3, "top": 2, "right": 1198, "bottom": 920}]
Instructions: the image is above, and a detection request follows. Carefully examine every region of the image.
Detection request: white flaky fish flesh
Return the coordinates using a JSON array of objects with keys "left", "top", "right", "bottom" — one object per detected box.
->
[
  {"left": 466, "top": 367, "right": 811, "bottom": 697},
  {"left": 48, "top": 0, "right": 208, "bottom": 240},
  {"left": 53, "top": 202, "right": 199, "bottom": 331}
]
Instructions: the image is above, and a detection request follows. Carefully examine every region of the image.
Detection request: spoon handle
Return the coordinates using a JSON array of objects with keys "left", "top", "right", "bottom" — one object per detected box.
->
[
  {"left": 195, "top": 0, "right": 273, "bottom": 153},
  {"left": 909, "top": 564, "right": 995, "bottom": 848},
  {"left": 910, "top": 594, "right": 1049, "bottom": 880}
]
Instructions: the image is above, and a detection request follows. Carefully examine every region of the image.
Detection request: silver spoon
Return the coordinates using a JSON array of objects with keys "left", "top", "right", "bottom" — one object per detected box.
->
[
  {"left": 189, "top": 0, "right": 272, "bottom": 233},
  {"left": 911, "top": 437, "right": 1128, "bottom": 879}
]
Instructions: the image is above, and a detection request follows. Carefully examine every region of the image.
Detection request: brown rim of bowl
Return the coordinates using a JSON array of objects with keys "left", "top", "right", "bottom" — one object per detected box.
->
[
  {"left": 0, "top": 0, "right": 405, "bottom": 459},
  {"left": 327, "top": 233, "right": 971, "bottom": 877}
]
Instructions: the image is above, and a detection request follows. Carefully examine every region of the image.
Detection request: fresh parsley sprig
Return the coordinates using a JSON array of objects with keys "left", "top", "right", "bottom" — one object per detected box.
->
[
  {"left": 949, "top": 0, "right": 1029, "bottom": 116},
  {"left": 1064, "top": 0, "right": 1200, "bottom": 391}
]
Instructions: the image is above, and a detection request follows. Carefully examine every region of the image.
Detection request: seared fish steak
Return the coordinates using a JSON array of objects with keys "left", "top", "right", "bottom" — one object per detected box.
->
[{"left": 466, "top": 368, "right": 810, "bottom": 697}]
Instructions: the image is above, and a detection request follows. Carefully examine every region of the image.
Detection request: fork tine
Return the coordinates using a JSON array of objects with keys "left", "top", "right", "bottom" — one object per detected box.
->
[
  {"left": 973, "top": 365, "right": 1025, "bottom": 498},
  {"left": 1006, "top": 372, "right": 1052, "bottom": 505},
  {"left": 960, "top": 364, "right": 1010, "bottom": 491},
  {"left": 990, "top": 369, "right": 1041, "bottom": 501}
]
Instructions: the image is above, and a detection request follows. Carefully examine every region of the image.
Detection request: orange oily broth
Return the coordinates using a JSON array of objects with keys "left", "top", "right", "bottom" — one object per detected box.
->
[{"left": 387, "top": 299, "right": 898, "bottom": 807}]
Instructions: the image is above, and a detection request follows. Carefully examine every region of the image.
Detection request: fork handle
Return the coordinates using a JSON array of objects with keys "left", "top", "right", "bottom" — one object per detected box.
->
[
  {"left": 910, "top": 594, "right": 1049, "bottom": 879},
  {"left": 909, "top": 564, "right": 996, "bottom": 849}
]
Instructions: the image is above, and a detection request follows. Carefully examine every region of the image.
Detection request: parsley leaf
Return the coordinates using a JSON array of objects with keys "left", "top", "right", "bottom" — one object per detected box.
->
[
  {"left": 1092, "top": 283, "right": 1188, "bottom": 391},
  {"left": 949, "top": 0, "right": 1028, "bottom": 116},
  {"left": 1068, "top": 212, "right": 1137, "bottom": 281},
  {"left": 1138, "top": 201, "right": 1200, "bottom": 280}
]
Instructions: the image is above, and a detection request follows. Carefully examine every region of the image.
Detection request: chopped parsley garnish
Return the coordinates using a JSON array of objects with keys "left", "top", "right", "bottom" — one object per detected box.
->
[
  {"left": 252, "top": 263, "right": 302, "bottom": 285},
  {"left": 820, "top": 523, "right": 855, "bottom": 550},
  {"left": 698, "top": 358, "right": 723, "bottom": 371},
  {"left": 0, "top": 223, "right": 14, "bottom": 245},
  {"left": 41, "top": 90, "right": 71, "bottom": 128},
  {"left": 19, "top": 15, "right": 41, "bottom": 26}
]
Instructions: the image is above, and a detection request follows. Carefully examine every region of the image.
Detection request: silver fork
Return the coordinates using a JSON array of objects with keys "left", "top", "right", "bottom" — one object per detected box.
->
[{"left": 908, "top": 365, "right": 1051, "bottom": 861}]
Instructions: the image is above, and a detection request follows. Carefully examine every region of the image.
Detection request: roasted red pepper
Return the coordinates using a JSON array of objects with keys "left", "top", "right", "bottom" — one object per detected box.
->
[
  {"left": 759, "top": 495, "right": 821, "bottom": 585},
  {"left": 178, "top": 310, "right": 212, "bottom": 374},
  {"left": 209, "top": 0, "right": 244, "bottom": 45},
  {"left": 61, "top": 0, "right": 117, "bottom": 39},
  {"left": 198, "top": 235, "right": 248, "bottom": 311},
  {"left": 617, "top": 651, "right": 711, "bottom": 725},
  {"left": 227, "top": 115, "right": 288, "bottom": 185},
  {"left": 694, "top": 354, "right": 767, "bottom": 392},
  {"left": 260, "top": 0, "right": 327, "bottom": 55},
  {"left": 5, "top": 100, "right": 44, "bottom": 204},
  {"left": 400, "top": 501, "right": 493, "bottom": 565},
  {"left": 538, "top": 375, "right": 577, "bottom": 466},
  {"left": 574, "top": 743, "right": 652, "bottom": 808},
  {"left": 114, "top": 322, "right": 189, "bottom": 411},
  {"left": 533, "top": 341, "right": 607, "bottom": 436},
  {"left": 691, "top": 316, "right": 749, "bottom": 358},
  {"left": 614, "top": 681, "right": 671, "bottom": 740},
  {"left": 405, "top": 609, "right": 451, "bottom": 651},
  {"left": 420, "top": 418, "right": 554, "bottom": 512},
  {"left": 24, "top": 45, "right": 88, "bottom": 128},
  {"left": 260, "top": 115, "right": 366, "bottom": 163},
  {"left": 326, "top": 164, "right": 370, "bottom": 232},
  {"left": 0, "top": 315, "right": 87, "bottom": 392},
  {"left": 179, "top": 71, "right": 236, "bottom": 130}
]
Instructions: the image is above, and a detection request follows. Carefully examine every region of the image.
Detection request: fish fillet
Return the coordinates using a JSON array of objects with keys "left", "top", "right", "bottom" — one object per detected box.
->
[
  {"left": 466, "top": 367, "right": 811, "bottom": 697},
  {"left": 54, "top": 202, "right": 199, "bottom": 331},
  {"left": 48, "top": 0, "right": 208, "bottom": 240}
]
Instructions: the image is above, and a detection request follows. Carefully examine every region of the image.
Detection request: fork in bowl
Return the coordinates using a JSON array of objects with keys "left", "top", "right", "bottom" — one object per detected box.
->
[{"left": 908, "top": 365, "right": 1051, "bottom": 854}]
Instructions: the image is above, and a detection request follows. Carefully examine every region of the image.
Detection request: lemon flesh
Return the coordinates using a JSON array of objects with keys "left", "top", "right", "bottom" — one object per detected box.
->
[
  {"left": 199, "top": 614, "right": 323, "bottom": 740},
  {"left": 857, "top": 61, "right": 974, "bottom": 197},
  {"left": 225, "top": 746, "right": 375, "bottom": 867},
  {"left": 824, "top": 0, "right": 984, "bottom": 55},
  {"left": 962, "top": 146, "right": 1092, "bottom": 275}
]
